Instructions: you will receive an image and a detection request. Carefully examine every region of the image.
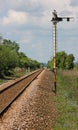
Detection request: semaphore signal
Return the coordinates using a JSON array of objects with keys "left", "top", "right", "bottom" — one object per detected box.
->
[{"left": 51, "top": 10, "right": 73, "bottom": 94}]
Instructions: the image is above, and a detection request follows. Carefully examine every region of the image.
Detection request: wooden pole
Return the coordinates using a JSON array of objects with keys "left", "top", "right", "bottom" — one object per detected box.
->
[{"left": 53, "top": 22, "right": 57, "bottom": 94}]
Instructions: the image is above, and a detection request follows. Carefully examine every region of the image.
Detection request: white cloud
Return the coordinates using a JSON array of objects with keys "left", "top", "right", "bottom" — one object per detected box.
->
[
  {"left": 2, "top": 10, "right": 28, "bottom": 25},
  {"left": 0, "top": 9, "right": 49, "bottom": 28},
  {"left": 0, "top": 0, "right": 78, "bottom": 62},
  {"left": 1, "top": 0, "right": 78, "bottom": 28},
  {"left": 2, "top": 0, "right": 72, "bottom": 14}
]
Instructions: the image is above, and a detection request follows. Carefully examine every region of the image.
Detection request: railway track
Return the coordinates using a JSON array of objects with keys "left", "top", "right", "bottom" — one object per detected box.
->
[{"left": 0, "top": 69, "right": 43, "bottom": 115}]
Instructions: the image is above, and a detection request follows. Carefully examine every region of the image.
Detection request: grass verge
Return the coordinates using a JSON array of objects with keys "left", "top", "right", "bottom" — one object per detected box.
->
[{"left": 53, "top": 70, "right": 78, "bottom": 130}]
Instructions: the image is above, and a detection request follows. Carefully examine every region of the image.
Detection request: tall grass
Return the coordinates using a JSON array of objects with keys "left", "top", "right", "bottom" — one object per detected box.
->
[{"left": 54, "top": 70, "right": 78, "bottom": 130}]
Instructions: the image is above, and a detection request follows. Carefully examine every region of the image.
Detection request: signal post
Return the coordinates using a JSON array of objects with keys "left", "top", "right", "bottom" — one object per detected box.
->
[{"left": 51, "top": 10, "right": 73, "bottom": 94}]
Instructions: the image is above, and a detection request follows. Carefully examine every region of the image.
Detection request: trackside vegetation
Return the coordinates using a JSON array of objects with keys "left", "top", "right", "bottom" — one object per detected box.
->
[
  {"left": 47, "top": 51, "right": 75, "bottom": 70},
  {"left": 0, "top": 37, "right": 42, "bottom": 78},
  {"left": 53, "top": 70, "right": 78, "bottom": 130},
  {"left": 47, "top": 51, "right": 78, "bottom": 129}
]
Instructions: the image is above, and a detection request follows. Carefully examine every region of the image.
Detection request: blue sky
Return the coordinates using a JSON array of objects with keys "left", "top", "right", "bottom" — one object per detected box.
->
[{"left": 0, "top": 0, "right": 78, "bottom": 63}]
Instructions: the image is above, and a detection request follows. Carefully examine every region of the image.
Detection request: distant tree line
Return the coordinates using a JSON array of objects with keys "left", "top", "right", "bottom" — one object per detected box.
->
[
  {"left": 0, "top": 36, "right": 42, "bottom": 78},
  {"left": 47, "top": 51, "right": 75, "bottom": 70}
]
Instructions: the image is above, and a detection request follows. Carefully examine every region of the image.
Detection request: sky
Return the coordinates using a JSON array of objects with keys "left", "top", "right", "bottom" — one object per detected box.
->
[{"left": 0, "top": 0, "right": 78, "bottom": 63}]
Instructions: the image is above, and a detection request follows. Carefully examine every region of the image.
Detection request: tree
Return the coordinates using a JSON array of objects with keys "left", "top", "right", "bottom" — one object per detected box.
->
[
  {"left": 65, "top": 54, "right": 75, "bottom": 69},
  {"left": 0, "top": 45, "right": 19, "bottom": 77},
  {"left": 2, "top": 39, "right": 19, "bottom": 52},
  {"left": 18, "top": 52, "right": 30, "bottom": 68},
  {"left": 0, "top": 35, "right": 3, "bottom": 44},
  {"left": 0, "top": 37, "right": 42, "bottom": 77},
  {"left": 18, "top": 52, "right": 41, "bottom": 69},
  {"left": 47, "top": 60, "right": 53, "bottom": 69},
  {"left": 56, "top": 51, "right": 67, "bottom": 69},
  {"left": 47, "top": 51, "right": 75, "bottom": 70}
]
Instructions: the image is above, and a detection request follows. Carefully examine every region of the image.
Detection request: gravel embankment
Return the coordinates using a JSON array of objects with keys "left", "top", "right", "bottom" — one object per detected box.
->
[{"left": 0, "top": 69, "right": 57, "bottom": 130}]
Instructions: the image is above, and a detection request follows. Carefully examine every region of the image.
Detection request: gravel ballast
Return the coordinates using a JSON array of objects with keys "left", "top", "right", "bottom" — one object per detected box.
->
[{"left": 0, "top": 69, "right": 57, "bottom": 130}]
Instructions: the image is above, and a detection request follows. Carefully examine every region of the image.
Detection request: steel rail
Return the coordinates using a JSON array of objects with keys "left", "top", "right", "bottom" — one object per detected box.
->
[{"left": 0, "top": 69, "right": 43, "bottom": 115}]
